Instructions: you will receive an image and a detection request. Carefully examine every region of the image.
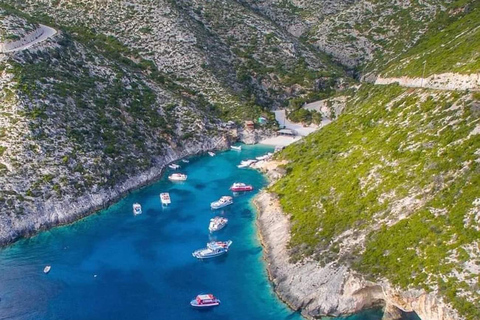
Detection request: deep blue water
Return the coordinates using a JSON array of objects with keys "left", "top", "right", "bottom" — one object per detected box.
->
[{"left": 0, "top": 145, "right": 387, "bottom": 320}]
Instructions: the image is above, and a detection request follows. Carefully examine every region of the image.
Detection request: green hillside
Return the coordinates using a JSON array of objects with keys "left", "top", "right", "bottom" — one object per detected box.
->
[{"left": 273, "top": 84, "right": 480, "bottom": 319}]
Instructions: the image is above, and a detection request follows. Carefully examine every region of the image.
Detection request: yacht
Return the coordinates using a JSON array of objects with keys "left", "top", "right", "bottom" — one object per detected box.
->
[
  {"left": 209, "top": 216, "right": 228, "bottom": 232},
  {"left": 208, "top": 151, "right": 216, "bottom": 157},
  {"left": 43, "top": 265, "right": 51, "bottom": 274},
  {"left": 237, "top": 159, "right": 257, "bottom": 168},
  {"left": 133, "top": 203, "right": 142, "bottom": 215},
  {"left": 256, "top": 152, "right": 273, "bottom": 161},
  {"left": 160, "top": 192, "right": 171, "bottom": 206},
  {"left": 210, "top": 196, "right": 233, "bottom": 209},
  {"left": 230, "top": 145, "right": 242, "bottom": 151},
  {"left": 207, "top": 240, "right": 232, "bottom": 250},
  {"left": 192, "top": 242, "right": 230, "bottom": 259},
  {"left": 168, "top": 163, "right": 180, "bottom": 170},
  {"left": 168, "top": 173, "right": 187, "bottom": 181},
  {"left": 190, "top": 294, "right": 221, "bottom": 308},
  {"left": 230, "top": 182, "right": 253, "bottom": 192}
]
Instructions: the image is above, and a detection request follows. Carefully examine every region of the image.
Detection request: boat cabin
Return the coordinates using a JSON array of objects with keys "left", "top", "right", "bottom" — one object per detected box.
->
[{"left": 196, "top": 294, "right": 216, "bottom": 304}]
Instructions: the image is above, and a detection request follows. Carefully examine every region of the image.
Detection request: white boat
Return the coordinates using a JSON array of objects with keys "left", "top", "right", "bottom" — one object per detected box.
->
[
  {"left": 237, "top": 159, "right": 257, "bottom": 168},
  {"left": 168, "top": 163, "right": 180, "bottom": 170},
  {"left": 230, "top": 145, "right": 242, "bottom": 151},
  {"left": 192, "top": 241, "right": 231, "bottom": 259},
  {"left": 168, "top": 173, "right": 187, "bottom": 181},
  {"left": 208, "top": 151, "right": 215, "bottom": 157},
  {"left": 182, "top": 159, "right": 190, "bottom": 163},
  {"left": 133, "top": 203, "right": 142, "bottom": 215},
  {"left": 256, "top": 153, "right": 273, "bottom": 161},
  {"left": 209, "top": 216, "right": 228, "bottom": 232},
  {"left": 190, "top": 294, "right": 221, "bottom": 308},
  {"left": 160, "top": 192, "right": 171, "bottom": 205},
  {"left": 43, "top": 265, "right": 51, "bottom": 274},
  {"left": 207, "top": 240, "right": 232, "bottom": 250},
  {"left": 210, "top": 196, "right": 233, "bottom": 209}
]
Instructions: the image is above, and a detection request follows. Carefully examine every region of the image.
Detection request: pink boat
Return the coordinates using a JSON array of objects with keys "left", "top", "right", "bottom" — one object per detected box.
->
[{"left": 229, "top": 182, "right": 253, "bottom": 192}]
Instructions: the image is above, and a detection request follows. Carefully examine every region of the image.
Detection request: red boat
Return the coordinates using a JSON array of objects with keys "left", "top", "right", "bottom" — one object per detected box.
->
[{"left": 230, "top": 182, "right": 253, "bottom": 192}]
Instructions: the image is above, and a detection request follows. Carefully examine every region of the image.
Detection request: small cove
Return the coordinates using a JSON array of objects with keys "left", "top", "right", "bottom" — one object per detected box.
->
[{"left": 0, "top": 145, "right": 387, "bottom": 320}]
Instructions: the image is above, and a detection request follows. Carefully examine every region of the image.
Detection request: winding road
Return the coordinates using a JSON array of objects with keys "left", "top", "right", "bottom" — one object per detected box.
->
[{"left": 1, "top": 24, "right": 57, "bottom": 53}]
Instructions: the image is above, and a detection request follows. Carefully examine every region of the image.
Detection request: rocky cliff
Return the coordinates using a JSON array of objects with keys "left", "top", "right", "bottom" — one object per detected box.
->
[
  {"left": 0, "top": 12, "right": 236, "bottom": 245},
  {"left": 265, "top": 84, "right": 480, "bottom": 320},
  {"left": 255, "top": 188, "right": 459, "bottom": 320}
]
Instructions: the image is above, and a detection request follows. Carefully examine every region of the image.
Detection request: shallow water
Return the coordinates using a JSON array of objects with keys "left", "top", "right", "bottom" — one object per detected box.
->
[{"left": 0, "top": 145, "right": 388, "bottom": 320}]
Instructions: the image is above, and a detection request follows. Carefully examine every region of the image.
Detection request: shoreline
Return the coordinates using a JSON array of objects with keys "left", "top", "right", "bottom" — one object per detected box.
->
[
  {"left": 252, "top": 160, "right": 460, "bottom": 320},
  {"left": 0, "top": 137, "right": 229, "bottom": 247}
]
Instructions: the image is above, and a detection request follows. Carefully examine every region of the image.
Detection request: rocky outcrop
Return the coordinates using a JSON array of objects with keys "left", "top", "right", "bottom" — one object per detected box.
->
[
  {"left": 0, "top": 136, "right": 228, "bottom": 245},
  {"left": 253, "top": 160, "right": 461, "bottom": 320},
  {"left": 374, "top": 73, "right": 480, "bottom": 91}
]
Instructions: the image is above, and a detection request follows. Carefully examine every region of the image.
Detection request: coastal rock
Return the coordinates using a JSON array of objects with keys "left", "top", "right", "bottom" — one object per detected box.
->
[
  {"left": 253, "top": 156, "right": 463, "bottom": 320},
  {"left": 255, "top": 189, "right": 460, "bottom": 320},
  {"left": 0, "top": 136, "right": 228, "bottom": 245}
]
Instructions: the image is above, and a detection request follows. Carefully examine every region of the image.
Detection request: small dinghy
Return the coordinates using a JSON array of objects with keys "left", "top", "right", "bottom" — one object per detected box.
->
[{"left": 133, "top": 203, "right": 142, "bottom": 215}]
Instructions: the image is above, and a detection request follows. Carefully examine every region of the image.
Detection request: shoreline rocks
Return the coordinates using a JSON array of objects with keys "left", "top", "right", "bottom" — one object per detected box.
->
[
  {"left": 0, "top": 136, "right": 228, "bottom": 246},
  {"left": 253, "top": 160, "right": 461, "bottom": 320}
]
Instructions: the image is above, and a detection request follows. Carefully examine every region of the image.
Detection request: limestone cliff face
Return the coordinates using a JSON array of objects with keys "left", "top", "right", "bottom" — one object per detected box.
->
[
  {"left": 0, "top": 136, "right": 228, "bottom": 245},
  {"left": 255, "top": 188, "right": 460, "bottom": 320}
]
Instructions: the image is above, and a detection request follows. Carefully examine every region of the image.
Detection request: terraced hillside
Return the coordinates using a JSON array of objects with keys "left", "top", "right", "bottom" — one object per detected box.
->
[{"left": 272, "top": 85, "right": 480, "bottom": 319}]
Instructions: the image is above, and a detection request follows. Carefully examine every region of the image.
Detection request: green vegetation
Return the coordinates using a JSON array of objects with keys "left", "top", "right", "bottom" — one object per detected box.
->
[
  {"left": 273, "top": 84, "right": 480, "bottom": 318},
  {"left": 381, "top": 1, "right": 480, "bottom": 76}
]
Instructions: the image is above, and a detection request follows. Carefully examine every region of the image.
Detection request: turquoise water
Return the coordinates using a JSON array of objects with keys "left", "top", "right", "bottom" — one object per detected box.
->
[{"left": 0, "top": 145, "right": 386, "bottom": 320}]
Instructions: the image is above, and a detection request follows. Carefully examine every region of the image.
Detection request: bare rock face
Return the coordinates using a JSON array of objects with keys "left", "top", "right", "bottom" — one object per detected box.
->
[
  {"left": 382, "top": 303, "right": 403, "bottom": 320},
  {"left": 255, "top": 189, "right": 461, "bottom": 320}
]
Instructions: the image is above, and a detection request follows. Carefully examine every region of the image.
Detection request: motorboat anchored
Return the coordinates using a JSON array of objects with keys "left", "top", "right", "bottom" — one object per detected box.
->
[
  {"left": 160, "top": 193, "right": 171, "bottom": 206},
  {"left": 207, "top": 240, "right": 232, "bottom": 250},
  {"left": 168, "top": 163, "right": 180, "bottom": 170},
  {"left": 237, "top": 159, "right": 256, "bottom": 168},
  {"left": 208, "top": 151, "right": 216, "bottom": 157},
  {"left": 256, "top": 152, "right": 273, "bottom": 161},
  {"left": 190, "top": 294, "right": 221, "bottom": 308},
  {"left": 210, "top": 196, "right": 233, "bottom": 209},
  {"left": 168, "top": 173, "right": 187, "bottom": 181},
  {"left": 192, "top": 242, "right": 230, "bottom": 259},
  {"left": 133, "top": 203, "right": 142, "bottom": 215},
  {"left": 181, "top": 159, "right": 190, "bottom": 163},
  {"left": 209, "top": 216, "right": 228, "bottom": 232},
  {"left": 230, "top": 145, "right": 242, "bottom": 151},
  {"left": 230, "top": 182, "right": 253, "bottom": 192},
  {"left": 43, "top": 265, "right": 51, "bottom": 274}
]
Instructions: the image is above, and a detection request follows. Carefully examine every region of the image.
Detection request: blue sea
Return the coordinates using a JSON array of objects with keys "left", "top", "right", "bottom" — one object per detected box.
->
[{"left": 0, "top": 145, "right": 401, "bottom": 320}]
